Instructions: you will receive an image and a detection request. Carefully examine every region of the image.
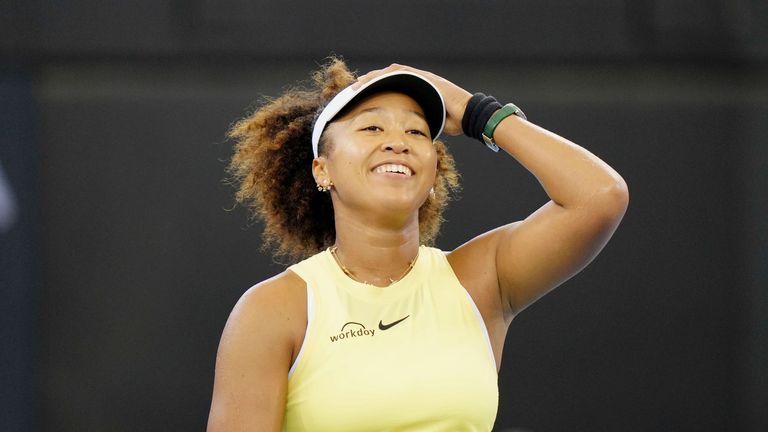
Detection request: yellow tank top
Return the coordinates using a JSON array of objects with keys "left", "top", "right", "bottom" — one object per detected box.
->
[{"left": 284, "top": 246, "right": 498, "bottom": 431}]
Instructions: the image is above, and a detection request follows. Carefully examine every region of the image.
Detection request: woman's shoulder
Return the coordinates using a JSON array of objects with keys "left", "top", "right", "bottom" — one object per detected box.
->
[
  {"left": 223, "top": 270, "right": 308, "bottom": 348},
  {"left": 235, "top": 270, "right": 307, "bottom": 319}
]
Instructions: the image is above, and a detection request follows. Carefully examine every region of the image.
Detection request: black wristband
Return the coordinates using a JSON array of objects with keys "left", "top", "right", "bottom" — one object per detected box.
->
[
  {"left": 462, "top": 93, "right": 486, "bottom": 136},
  {"left": 462, "top": 92, "right": 502, "bottom": 142}
]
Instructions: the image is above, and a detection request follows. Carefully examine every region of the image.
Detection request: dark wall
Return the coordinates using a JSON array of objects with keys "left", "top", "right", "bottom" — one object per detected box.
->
[
  {"left": 2, "top": 1, "right": 767, "bottom": 431},
  {"left": 0, "top": 67, "right": 42, "bottom": 432}
]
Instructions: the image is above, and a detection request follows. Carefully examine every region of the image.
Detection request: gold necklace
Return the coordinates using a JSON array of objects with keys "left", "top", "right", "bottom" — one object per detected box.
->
[{"left": 330, "top": 246, "right": 418, "bottom": 286}]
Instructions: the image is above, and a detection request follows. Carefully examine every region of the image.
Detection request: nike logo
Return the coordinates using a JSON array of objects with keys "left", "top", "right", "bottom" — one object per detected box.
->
[{"left": 378, "top": 315, "right": 410, "bottom": 331}]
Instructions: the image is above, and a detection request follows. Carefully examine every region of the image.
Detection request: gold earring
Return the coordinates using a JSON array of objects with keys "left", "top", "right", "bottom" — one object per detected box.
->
[{"left": 429, "top": 186, "right": 435, "bottom": 197}]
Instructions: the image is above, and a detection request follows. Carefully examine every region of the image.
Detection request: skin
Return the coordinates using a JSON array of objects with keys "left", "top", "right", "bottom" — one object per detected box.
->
[{"left": 207, "top": 65, "right": 629, "bottom": 431}]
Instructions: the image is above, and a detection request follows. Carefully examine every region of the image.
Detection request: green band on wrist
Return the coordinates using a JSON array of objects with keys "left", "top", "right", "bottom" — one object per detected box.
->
[{"left": 481, "top": 103, "right": 527, "bottom": 151}]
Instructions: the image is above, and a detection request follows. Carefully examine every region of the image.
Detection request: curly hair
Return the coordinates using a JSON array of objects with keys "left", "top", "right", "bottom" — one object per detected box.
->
[{"left": 227, "top": 58, "right": 460, "bottom": 261}]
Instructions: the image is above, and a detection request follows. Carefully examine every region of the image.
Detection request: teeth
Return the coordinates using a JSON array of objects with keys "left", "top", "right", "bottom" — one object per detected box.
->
[{"left": 374, "top": 164, "right": 412, "bottom": 176}]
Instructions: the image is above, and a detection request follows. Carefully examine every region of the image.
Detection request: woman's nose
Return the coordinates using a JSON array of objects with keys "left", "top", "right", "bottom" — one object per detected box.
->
[{"left": 382, "top": 133, "right": 409, "bottom": 153}]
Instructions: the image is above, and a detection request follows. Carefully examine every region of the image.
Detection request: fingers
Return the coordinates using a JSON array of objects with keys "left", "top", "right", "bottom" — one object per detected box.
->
[
  {"left": 352, "top": 64, "right": 429, "bottom": 89},
  {"left": 352, "top": 63, "right": 454, "bottom": 104},
  {"left": 350, "top": 63, "right": 471, "bottom": 136}
]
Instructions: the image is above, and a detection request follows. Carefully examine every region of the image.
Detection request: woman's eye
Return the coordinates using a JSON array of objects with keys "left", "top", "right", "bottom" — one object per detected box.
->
[
  {"left": 408, "top": 129, "right": 428, "bottom": 137},
  {"left": 361, "top": 125, "right": 382, "bottom": 132}
]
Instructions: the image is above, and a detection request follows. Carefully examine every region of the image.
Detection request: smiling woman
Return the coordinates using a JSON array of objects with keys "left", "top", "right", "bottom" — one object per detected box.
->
[
  {"left": 208, "top": 57, "right": 628, "bottom": 431},
  {"left": 226, "top": 59, "right": 459, "bottom": 260}
]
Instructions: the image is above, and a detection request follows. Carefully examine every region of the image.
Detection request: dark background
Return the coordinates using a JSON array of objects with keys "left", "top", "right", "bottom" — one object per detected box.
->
[{"left": 1, "top": 1, "right": 767, "bottom": 431}]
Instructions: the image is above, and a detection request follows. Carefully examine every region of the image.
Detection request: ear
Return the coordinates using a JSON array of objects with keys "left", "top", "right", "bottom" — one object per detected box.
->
[{"left": 312, "top": 157, "right": 329, "bottom": 184}]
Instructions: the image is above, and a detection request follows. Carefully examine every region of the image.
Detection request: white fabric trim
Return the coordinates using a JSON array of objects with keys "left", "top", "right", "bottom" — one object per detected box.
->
[
  {"left": 288, "top": 284, "right": 314, "bottom": 379},
  {"left": 462, "top": 289, "right": 497, "bottom": 371}
]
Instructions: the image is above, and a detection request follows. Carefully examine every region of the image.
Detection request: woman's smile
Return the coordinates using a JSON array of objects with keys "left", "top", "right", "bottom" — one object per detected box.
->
[{"left": 371, "top": 161, "right": 414, "bottom": 177}]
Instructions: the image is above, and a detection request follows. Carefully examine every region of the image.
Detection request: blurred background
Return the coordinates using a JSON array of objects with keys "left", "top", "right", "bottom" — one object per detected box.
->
[{"left": 1, "top": 1, "right": 767, "bottom": 431}]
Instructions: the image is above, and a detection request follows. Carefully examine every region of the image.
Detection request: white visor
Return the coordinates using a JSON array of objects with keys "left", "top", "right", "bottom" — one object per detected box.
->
[{"left": 311, "top": 71, "right": 446, "bottom": 158}]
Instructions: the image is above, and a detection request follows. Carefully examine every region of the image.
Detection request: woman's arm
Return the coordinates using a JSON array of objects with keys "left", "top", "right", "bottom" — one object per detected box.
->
[
  {"left": 475, "top": 114, "right": 629, "bottom": 315},
  {"left": 207, "top": 271, "right": 307, "bottom": 431},
  {"left": 355, "top": 63, "right": 628, "bottom": 319}
]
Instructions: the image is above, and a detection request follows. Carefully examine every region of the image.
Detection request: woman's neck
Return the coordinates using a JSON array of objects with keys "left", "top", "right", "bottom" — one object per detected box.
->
[{"left": 331, "top": 212, "right": 421, "bottom": 287}]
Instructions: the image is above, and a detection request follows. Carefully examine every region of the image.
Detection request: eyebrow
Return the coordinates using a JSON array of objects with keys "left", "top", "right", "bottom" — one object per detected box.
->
[{"left": 357, "top": 106, "right": 426, "bottom": 121}]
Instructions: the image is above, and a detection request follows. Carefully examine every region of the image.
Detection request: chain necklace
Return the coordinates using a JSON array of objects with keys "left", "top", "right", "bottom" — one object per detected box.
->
[{"left": 329, "top": 245, "right": 418, "bottom": 286}]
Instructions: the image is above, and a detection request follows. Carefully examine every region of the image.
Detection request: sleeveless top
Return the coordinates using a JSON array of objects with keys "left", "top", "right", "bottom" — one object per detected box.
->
[{"left": 284, "top": 246, "right": 498, "bottom": 431}]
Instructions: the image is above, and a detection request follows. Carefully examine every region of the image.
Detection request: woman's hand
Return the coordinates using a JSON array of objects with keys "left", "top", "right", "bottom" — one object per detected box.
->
[{"left": 353, "top": 64, "right": 472, "bottom": 136}]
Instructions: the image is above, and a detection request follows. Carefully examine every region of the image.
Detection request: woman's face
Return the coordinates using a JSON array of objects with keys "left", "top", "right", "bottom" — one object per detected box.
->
[{"left": 315, "top": 91, "right": 438, "bottom": 217}]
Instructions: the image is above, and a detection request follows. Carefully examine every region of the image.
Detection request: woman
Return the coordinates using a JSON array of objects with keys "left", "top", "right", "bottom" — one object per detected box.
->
[{"left": 207, "top": 59, "right": 628, "bottom": 431}]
